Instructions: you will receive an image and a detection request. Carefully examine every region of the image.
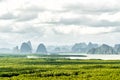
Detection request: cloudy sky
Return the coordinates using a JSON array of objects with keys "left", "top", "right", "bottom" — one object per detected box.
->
[{"left": 0, "top": 0, "right": 120, "bottom": 48}]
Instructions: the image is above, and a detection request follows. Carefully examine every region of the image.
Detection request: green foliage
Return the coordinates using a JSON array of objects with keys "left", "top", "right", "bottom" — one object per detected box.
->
[{"left": 0, "top": 57, "right": 120, "bottom": 80}]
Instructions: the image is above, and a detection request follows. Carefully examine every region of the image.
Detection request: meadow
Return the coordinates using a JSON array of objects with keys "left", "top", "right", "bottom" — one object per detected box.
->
[{"left": 0, "top": 54, "right": 120, "bottom": 80}]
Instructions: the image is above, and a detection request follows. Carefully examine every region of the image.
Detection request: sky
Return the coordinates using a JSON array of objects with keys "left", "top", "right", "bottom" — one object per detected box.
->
[{"left": 0, "top": 0, "right": 120, "bottom": 48}]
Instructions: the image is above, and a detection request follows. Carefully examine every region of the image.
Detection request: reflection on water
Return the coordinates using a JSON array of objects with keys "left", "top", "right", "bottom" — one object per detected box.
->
[
  {"left": 69, "top": 54, "right": 120, "bottom": 60},
  {"left": 27, "top": 54, "right": 120, "bottom": 60}
]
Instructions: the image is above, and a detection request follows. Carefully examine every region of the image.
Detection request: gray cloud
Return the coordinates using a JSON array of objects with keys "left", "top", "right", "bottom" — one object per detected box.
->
[
  {"left": 0, "top": 12, "right": 38, "bottom": 21},
  {"left": 18, "top": 6, "right": 46, "bottom": 12},
  {"left": 12, "top": 26, "right": 45, "bottom": 40},
  {"left": 14, "top": 26, "right": 45, "bottom": 36},
  {"left": 15, "top": 6, "right": 47, "bottom": 22},
  {"left": 45, "top": 17, "right": 120, "bottom": 27},
  {"left": 63, "top": 3, "right": 120, "bottom": 14},
  {"left": 111, "top": 27, "right": 120, "bottom": 33},
  {"left": 0, "top": 0, "right": 5, "bottom": 2},
  {"left": 0, "top": 6, "right": 45, "bottom": 21},
  {"left": 0, "top": 24, "right": 45, "bottom": 38},
  {"left": 0, "top": 0, "right": 120, "bottom": 47},
  {"left": 0, "top": 26, "right": 13, "bottom": 33},
  {"left": 0, "top": 13, "right": 16, "bottom": 20},
  {"left": 15, "top": 12, "right": 38, "bottom": 22},
  {"left": 90, "top": 20, "right": 120, "bottom": 27},
  {"left": 52, "top": 28, "right": 66, "bottom": 35}
]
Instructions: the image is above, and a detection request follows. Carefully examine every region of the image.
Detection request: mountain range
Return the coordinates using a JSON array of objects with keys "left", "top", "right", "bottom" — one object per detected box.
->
[
  {"left": 2, "top": 41, "right": 120, "bottom": 54},
  {"left": 87, "top": 44, "right": 117, "bottom": 54}
]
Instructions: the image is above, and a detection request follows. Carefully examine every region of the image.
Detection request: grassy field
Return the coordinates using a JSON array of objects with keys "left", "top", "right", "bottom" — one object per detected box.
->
[{"left": 0, "top": 55, "right": 120, "bottom": 80}]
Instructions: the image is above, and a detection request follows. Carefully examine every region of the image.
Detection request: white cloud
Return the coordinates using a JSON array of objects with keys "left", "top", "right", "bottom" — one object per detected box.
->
[
  {"left": 52, "top": 26, "right": 115, "bottom": 35},
  {"left": 0, "top": 0, "right": 119, "bottom": 48}
]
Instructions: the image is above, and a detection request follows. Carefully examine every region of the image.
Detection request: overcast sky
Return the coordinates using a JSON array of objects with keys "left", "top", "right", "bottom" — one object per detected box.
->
[{"left": 0, "top": 0, "right": 120, "bottom": 48}]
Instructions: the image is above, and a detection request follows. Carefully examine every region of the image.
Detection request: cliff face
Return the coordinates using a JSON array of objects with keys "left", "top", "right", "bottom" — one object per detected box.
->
[
  {"left": 72, "top": 43, "right": 87, "bottom": 53},
  {"left": 72, "top": 42, "right": 98, "bottom": 53},
  {"left": 20, "top": 42, "right": 32, "bottom": 53},
  {"left": 114, "top": 44, "right": 120, "bottom": 54},
  {"left": 13, "top": 46, "right": 19, "bottom": 53},
  {"left": 36, "top": 43, "right": 47, "bottom": 54},
  {"left": 27, "top": 41, "right": 32, "bottom": 50},
  {"left": 88, "top": 44, "right": 117, "bottom": 54}
]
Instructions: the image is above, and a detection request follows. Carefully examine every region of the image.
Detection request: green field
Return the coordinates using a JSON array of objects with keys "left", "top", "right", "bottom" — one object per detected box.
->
[{"left": 0, "top": 55, "right": 120, "bottom": 80}]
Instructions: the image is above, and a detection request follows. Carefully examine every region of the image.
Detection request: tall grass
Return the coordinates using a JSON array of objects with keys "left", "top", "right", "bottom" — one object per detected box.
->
[{"left": 0, "top": 57, "right": 120, "bottom": 80}]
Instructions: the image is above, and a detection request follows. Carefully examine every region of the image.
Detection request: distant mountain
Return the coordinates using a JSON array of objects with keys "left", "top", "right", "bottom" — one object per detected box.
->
[
  {"left": 36, "top": 43, "right": 47, "bottom": 54},
  {"left": 54, "top": 47, "right": 61, "bottom": 53},
  {"left": 0, "top": 48, "right": 12, "bottom": 53},
  {"left": 13, "top": 46, "right": 19, "bottom": 53},
  {"left": 20, "top": 42, "right": 32, "bottom": 53},
  {"left": 13, "top": 41, "right": 120, "bottom": 54},
  {"left": 87, "top": 42, "right": 98, "bottom": 50},
  {"left": 72, "top": 43, "right": 87, "bottom": 53},
  {"left": 114, "top": 44, "right": 120, "bottom": 54},
  {"left": 72, "top": 42, "right": 98, "bottom": 53},
  {"left": 27, "top": 41, "right": 32, "bottom": 51},
  {"left": 88, "top": 44, "right": 117, "bottom": 54},
  {"left": 47, "top": 45, "right": 72, "bottom": 53}
]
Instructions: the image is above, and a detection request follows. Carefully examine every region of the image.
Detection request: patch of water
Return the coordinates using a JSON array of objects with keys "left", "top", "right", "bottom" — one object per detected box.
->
[{"left": 27, "top": 54, "right": 120, "bottom": 60}]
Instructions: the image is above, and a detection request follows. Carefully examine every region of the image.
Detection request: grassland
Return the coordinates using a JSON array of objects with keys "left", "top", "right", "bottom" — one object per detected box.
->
[{"left": 0, "top": 55, "right": 120, "bottom": 80}]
